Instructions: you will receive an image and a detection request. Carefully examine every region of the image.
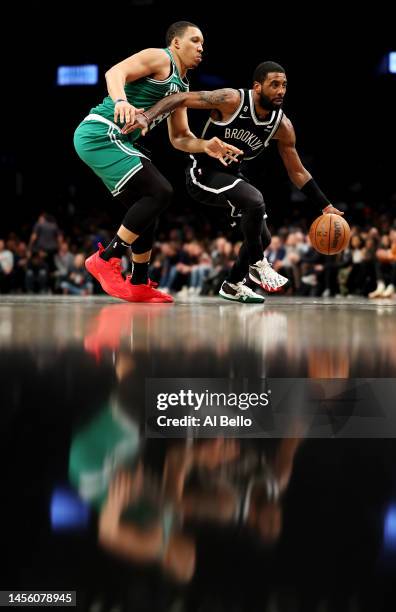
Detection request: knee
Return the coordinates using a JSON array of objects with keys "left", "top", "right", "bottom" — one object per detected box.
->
[
  {"left": 243, "top": 200, "right": 265, "bottom": 221},
  {"left": 239, "top": 196, "right": 265, "bottom": 220}
]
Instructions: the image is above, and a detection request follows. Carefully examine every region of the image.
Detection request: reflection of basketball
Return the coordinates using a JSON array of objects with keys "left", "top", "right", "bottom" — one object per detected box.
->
[{"left": 309, "top": 214, "right": 350, "bottom": 255}]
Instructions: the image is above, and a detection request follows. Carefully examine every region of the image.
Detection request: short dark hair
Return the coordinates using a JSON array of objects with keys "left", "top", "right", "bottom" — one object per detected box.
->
[
  {"left": 166, "top": 21, "right": 199, "bottom": 46},
  {"left": 253, "top": 61, "right": 285, "bottom": 84}
]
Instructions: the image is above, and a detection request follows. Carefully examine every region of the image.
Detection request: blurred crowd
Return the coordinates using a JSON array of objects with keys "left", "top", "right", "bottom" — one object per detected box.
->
[{"left": 1, "top": 211, "right": 396, "bottom": 299}]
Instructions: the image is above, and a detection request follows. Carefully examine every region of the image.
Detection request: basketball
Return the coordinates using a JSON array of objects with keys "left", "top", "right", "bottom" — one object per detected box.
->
[{"left": 309, "top": 214, "right": 350, "bottom": 255}]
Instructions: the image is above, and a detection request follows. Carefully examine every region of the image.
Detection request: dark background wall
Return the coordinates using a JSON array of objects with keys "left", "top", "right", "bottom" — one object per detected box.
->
[{"left": 2, "top": 1, "right": 395, "bottom": 232}]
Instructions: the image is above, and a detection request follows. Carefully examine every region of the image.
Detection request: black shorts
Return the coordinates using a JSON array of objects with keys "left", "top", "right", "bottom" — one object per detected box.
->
[
  {"left": 186, "top": 156, "right": 243, "bottom": 203},
  {"left": 185, "top": 156, "right": 267, "bottom": 222}
]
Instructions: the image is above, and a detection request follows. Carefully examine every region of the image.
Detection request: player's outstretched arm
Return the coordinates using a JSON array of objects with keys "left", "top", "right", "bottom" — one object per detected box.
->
[{"left": 121, "top": 89, "right": 240, "bottom": 136}]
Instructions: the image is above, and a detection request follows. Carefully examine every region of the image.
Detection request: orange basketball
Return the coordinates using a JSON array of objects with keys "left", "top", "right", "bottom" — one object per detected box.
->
[{"left": 309, "top": 214, "right": 350, "bottom": 255}]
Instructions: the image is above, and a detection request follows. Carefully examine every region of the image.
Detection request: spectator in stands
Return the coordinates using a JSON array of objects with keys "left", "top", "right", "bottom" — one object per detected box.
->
[
  {"left": 29, "top": 213, "right": 61, "bottom": 272},
  {"left": 54, "top": 241, "right": 75, "bottom": 291},
  {"left": 60, "top": 254, "right": 94, "bottom": 296},
  {"left": 25, "top": 250, "right": 49, "bottom": 294},
  {"left": 369, "top": 230, "right": 396, "bottom": 298},
  {"left": 0, "top": 239, "right": 14, "bottom": 293},
  {"left": 11, "top": 242, "right": 29, "bottom": 293}
]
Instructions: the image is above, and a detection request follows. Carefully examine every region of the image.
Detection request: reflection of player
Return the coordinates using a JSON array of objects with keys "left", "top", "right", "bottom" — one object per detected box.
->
[
  {"left": 97, "top": 440, "right": 241, "bottom": 581},
  {"left": 182, "top": 437, "right": 302, "bottom": 545},
  {"left": 69, "top": 396, "right": 194, "bottom": 580},
  {"left": 129, "top": 61, "right": 343, "bottom": 303},
  {"left": 69, "top": 356, "right": 242, "bottom": 583},
  {"left": 97, "top": 450, "right": 196, "bottom": 583},
  {"left": 68, "top": 350, "right": 194, "bottom": 581},
  {"left": 83, "top": 303, "right": 171, "bottom": 360}
]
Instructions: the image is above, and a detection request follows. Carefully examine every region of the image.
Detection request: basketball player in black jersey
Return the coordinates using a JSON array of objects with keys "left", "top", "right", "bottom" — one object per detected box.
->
[{"left": 124, "top": 61, "right": 343, "bottom": 303}]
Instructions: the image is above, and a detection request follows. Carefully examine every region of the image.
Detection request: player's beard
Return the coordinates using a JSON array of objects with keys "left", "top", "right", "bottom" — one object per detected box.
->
[{"left": 259, "top": 90, "right": 282, "bottom": 111}]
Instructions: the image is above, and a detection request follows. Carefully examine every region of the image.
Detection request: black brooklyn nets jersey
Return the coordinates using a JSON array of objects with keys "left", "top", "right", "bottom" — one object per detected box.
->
[{"left": 195, "top": 88, "right": 283, "bottom": 171}]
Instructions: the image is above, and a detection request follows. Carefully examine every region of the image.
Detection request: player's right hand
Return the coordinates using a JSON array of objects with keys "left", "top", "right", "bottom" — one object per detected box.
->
[
  {"left": 203, "top": 137, "right": 243, "bottom": 167},
  {"left": 114, "top": 100, "right": 144, "bottom": 126}
]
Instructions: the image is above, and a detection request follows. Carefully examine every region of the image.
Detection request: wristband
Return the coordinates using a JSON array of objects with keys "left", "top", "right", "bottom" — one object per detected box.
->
[
  {"left": 114, "top": 98, "right": 127, "bottom": 104},
  {"left": 141, "top": 111, "right": 151, "bottom": 123},
  {"left": 300, "top": 178, "right": 330, "bottom": 210}
]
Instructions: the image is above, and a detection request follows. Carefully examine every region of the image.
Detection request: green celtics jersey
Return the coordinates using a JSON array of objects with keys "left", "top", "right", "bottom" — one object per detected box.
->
[
  {"left": 69, "top": 400, "right": 141, "bottom": 510},
  {"left": 90, "top": 48, "right": 189, "bottom": 138}
]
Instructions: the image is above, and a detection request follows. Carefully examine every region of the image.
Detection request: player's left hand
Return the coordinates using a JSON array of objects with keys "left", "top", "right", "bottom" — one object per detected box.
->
[
  {"left": 203, "top": 137, "right": 243, "bottom": 166},
  {"left": 322, "top": 204, "right": 344, "bottom": 216},
  {"left": 121, "top": 113, "right": 150, "bottom": 136}
]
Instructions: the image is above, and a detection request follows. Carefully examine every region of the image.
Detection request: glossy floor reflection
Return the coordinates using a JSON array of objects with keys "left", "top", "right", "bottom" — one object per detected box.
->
[
  {"left": 2, "top": 296, "right": 396, "bottom": 611},
  {"left": 1, "top": 295, "right": 396, "bottom": 376}
]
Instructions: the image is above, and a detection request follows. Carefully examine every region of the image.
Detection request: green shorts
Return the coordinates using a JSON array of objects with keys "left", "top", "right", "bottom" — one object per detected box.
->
[{"left": 73, "top": 114, "right": 148, "bottom": 196}]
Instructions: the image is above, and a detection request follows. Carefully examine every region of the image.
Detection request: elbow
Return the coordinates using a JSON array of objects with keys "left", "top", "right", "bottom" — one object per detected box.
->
[
  {"left": 169, "top": 134, "right": 186, "bottom": 150},
  {"left": 170, "top": 139, "right": 183, "bottom": 151},
  {"left": 168, "top": 125, "right": 194, "bottom": 151},
  {"left": 105, "top": 66, "right": 123, "bottom": 82},
  {"left": 168, "top": 135, "right": 178, "bottom": 149}
]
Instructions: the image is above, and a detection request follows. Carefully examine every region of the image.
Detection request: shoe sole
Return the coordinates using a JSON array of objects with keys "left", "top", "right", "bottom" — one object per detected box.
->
[
  {"left": 219, "top": 289, "right": 265, "bottom": 303},
  {"left": 125, "top": 290, "right": 174, "bottom": 303},
  {"left": 126, "top": 297, "right": 174, "bottom": 303}
]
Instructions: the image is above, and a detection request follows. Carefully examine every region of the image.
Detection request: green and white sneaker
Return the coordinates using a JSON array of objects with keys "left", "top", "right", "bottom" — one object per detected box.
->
[{"left": 219, "top": 280, "right": 265, "bottom": 303}]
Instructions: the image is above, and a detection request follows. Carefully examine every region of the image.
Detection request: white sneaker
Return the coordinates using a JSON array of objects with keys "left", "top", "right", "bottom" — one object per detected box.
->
[
  {"left": 368, "top": 281, "right": 386, "bottom": 298},
  {"left": 219, "top": 280, "right": 265, "bottom": 303},
  {"left": 383, "top": 284, "right": 395, "bottom": 297},
  {"left": 301, "top": 274, "right": 318, "bottom": 287},
  {"left": 249, "top": 258, "right": 289, "bottom": 293},
  {"left": 177, "top": 286, "right": 189, "bottom": 297}
]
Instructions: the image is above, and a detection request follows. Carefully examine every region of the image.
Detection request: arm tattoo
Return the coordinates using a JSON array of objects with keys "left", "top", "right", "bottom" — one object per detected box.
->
[
  {"left": 143, "top": 89, "right": 235, "bottom": 122},
  {"left": 199, "top": 89, "right": 231, "bottom": 106}
]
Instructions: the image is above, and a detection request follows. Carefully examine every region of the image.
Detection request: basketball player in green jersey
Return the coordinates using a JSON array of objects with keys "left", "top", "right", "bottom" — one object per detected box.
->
[
  {"left": 74, "top": 21, "right": 242, "bottom": 303},
  {"left": 126, "top": 61, "right": 344, "bottom": 303}
]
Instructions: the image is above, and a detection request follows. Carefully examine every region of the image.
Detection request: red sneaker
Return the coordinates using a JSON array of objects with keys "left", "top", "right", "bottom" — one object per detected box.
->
[
  {"left": 125, "top": 282, "right": 174, "bottom": 303},
  {"left": 84, "top": 304, "right": 132, "bottom": 358},
  {"left": 84, "top": 303, "right": 172, "bottom": 359},
  {"left": 85, "top": 243, "right": 131, "bottom": 300},
  {"left": 126, "top": 274, "right": 159, "bottom": 288}
]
